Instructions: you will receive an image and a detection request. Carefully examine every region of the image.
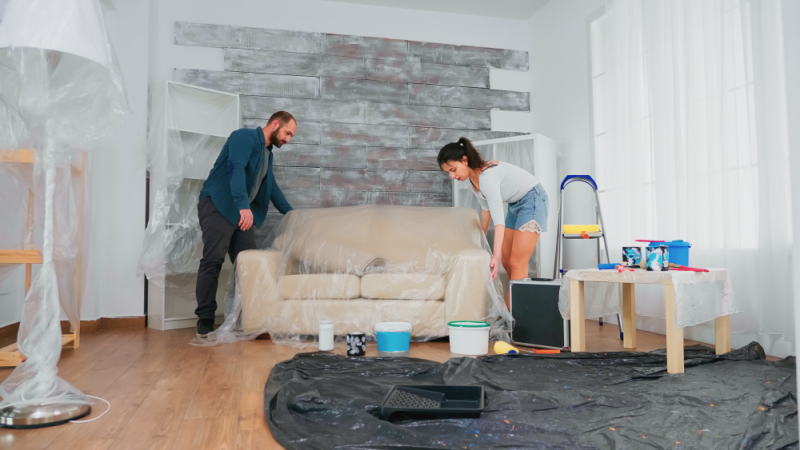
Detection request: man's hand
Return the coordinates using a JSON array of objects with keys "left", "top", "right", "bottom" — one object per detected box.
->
[
  {"left": 239, "top": 209, "right": 254, "bottom": 231},
  {"left": 490, "top": 255, "right": 500, "bottom": 280}
]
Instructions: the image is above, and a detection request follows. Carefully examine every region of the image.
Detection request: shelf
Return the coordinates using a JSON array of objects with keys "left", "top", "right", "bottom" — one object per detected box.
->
[
  {"left": 0, "top": 249, "right": 43, "bottom": 264},
  {"left": 562, "top": 233, "right": 604, "bottom": 239},
  {"left": 174, "top": 128, "right": 231, "bottom": 139},
  {"left": 0, "top": 149, "right": 35, "bottom": 164}
]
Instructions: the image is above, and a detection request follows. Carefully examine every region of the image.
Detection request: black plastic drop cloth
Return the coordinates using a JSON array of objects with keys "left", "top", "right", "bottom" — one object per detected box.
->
[{"left": 264, "top": 342, "right": 797, "bottom": 449}]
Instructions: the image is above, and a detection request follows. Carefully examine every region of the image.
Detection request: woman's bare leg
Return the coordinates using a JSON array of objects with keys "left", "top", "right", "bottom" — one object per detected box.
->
[
  {"left": 501, "top": 227, "right": 516, "bottom": 309},
  {"left": 505, "top": 229, "right": 540, "bottom": 309}
]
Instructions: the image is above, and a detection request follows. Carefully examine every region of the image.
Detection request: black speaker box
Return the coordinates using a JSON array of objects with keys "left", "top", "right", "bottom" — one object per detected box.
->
[{"left": 509, "top": 278, "right": 570, "bottom": 350}]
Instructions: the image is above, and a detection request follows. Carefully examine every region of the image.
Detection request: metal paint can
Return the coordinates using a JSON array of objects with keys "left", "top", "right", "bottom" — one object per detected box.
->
[
  {"left": 346, "top": 332, "right": 367, "bottom": 357},
  {"left": 646, "top": 246, "right": 670, "bottom": 271}
]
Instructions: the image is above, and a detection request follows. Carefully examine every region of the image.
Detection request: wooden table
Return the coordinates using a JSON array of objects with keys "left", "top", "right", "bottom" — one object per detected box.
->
[{"left": 566, "top": 269, "right": 731, "bottom": 374}]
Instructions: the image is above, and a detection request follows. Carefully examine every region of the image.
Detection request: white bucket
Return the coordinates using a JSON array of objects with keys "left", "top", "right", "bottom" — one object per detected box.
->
[{"left": 447, "top": 321, "right": 490, "bottom": 355}]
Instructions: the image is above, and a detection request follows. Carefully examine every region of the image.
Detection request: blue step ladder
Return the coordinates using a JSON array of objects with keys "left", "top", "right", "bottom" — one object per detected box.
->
[{"left": 552, "top": 175, "right": 624, "bottom": 341}]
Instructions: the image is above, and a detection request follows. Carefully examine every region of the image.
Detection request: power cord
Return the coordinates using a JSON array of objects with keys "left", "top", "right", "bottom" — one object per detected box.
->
[{"left": 70, "top": 395, "right": 111, "bottom": 423}]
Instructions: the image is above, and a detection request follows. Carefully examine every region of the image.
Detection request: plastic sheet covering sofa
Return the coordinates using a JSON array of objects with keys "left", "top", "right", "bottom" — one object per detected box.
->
[{"left": 226, "top": 205, "right": 511, "bottom": 347}]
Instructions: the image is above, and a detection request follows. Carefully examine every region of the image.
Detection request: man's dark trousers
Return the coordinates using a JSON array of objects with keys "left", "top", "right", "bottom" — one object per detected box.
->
[{"left": 194, "top": 197, "right": 255, "bottom": 320}]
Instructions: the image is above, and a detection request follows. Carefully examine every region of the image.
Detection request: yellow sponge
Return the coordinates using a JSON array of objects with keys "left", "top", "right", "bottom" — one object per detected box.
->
[{"left": 562, "top": 224, "right": 600, "bottom": 234}]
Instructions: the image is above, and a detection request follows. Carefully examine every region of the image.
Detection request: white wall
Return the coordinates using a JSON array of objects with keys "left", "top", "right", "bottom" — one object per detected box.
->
[
  {"left": 527, "top": 0, "right": 604, "bottom": 272},
  {"left": 148, "top": 0, "right": 531, "bottom": 130},
  {"left": 149, "top": 0, "right": 529, "bottom": 82},
  {"left": 782, "top": 0, "right": 800, "bottom": 424},
  {"left": 81, "top": 0, "right": 150, "bottom": 320}
]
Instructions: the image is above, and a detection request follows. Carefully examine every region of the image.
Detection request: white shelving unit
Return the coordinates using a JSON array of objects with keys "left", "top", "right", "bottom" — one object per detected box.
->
[
  {"left": 455, "top": 134, "right": 558, "bottom": 280},
  {"left": 146, "top": 80, "right": 241, "bottom": 330}
]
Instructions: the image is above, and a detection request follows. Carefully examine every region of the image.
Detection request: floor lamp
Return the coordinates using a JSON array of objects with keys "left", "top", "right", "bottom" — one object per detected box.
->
[{"left": 0, "top": 0, "right": 129, "bottom": 428}]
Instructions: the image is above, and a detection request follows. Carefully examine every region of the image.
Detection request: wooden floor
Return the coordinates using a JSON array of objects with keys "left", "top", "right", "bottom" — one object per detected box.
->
[{"left": 0, "top": 322, "right": 720, "bottom": 450}]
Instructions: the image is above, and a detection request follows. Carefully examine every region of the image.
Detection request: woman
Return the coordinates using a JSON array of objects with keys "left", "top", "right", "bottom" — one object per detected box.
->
[{"left": 438, "top": 137, "right": 548, "bottom": 309}]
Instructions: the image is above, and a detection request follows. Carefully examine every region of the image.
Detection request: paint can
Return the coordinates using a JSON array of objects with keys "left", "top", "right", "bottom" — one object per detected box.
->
[
  {"left": 346, "top": 332, "right": 367, "bottom": 357},
  {"left": 622, "top": 247, "right": 642, "bottom": 267},
  {"left": 375, "top": 322, "right": 412, "bottom": 352},
  {"left": 447, "top": 321, "right": 490, "bottom": 355},
  {"left": 646, "top": 246, "right": 670, "bottom": 271}
]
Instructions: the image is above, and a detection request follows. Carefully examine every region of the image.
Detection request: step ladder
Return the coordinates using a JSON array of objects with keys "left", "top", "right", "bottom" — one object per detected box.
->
[{"left": 552, "top": 175, "right": 623, "bottom": 340}]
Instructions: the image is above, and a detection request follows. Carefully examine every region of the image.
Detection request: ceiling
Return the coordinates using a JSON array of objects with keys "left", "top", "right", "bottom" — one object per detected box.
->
[{"left": 321, "top": 0, "right": 551, "bottom": 20}]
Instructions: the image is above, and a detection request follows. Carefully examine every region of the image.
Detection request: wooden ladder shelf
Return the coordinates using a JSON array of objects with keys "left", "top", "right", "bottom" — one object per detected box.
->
[{"left": 0, "top": 149, "right": 83, "bottom": 367}]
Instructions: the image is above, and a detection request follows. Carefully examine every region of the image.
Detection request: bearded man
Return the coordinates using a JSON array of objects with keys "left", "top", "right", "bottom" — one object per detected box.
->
[{"left": 194, "top": 111, "right": 296, "bottom": 337}]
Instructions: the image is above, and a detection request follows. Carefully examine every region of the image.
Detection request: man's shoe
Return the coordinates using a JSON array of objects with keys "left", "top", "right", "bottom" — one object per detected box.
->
[{"left": 196, "top": 318, "right": 215, "bottom": 338}]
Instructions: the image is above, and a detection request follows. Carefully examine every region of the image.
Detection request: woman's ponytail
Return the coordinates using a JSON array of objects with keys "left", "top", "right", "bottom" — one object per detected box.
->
[{"left": 437, "top": 137, "right": 487, "bottom": 170}]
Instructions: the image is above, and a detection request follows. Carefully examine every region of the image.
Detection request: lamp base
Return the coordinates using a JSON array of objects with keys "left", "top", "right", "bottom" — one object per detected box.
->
[{"left": 0, "top": 403, "right": 91, "bottom": 429}]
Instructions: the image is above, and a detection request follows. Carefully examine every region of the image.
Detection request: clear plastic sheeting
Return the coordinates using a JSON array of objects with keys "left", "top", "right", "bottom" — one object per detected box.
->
[
  {"left": 0, "top": 0, "right": 128, "bottom": 415},
  {"left": 557, "top": 269, "right": 738, "bottom": 329},
  {"left": 0, "top": 156, "right": 34, "bottom": 283},
  {"left": 136, "top": 81, "right": 239, "bottom": 330},
  {"left": 199, "top": 205, "right": 512, "bottom": 348}
]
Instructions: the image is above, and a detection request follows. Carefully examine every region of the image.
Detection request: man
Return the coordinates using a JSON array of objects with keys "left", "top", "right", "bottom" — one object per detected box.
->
[{"left": 195, "top": 111, "right": 296, "bottom": 338}]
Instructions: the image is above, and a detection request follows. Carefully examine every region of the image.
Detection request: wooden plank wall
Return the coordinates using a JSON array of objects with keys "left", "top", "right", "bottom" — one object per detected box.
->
[{"left": 173, "top": 22, "right": 529, "bottom": 238}]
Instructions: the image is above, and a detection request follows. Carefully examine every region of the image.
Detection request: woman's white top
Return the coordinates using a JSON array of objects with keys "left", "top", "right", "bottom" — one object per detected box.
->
[{"left": 470, "top": 161, "right": 539, "bottom": 226}]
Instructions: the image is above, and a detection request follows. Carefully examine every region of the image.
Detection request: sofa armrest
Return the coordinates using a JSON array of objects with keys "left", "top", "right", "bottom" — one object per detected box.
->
[
  {"left": 444, "top": 248, "right": 493, "bottom": 323},
  {"left": 237, "top": 249, "right": 282, "bottom": 333}
]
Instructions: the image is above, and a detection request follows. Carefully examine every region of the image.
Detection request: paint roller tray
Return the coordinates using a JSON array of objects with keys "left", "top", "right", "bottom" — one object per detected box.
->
[{"left": 378, "top": 385, "right": 485, "bottom": 421}]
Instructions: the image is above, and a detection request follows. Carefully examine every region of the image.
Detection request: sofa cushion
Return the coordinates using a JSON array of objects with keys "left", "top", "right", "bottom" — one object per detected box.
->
[
  {"left": 282, "top": 274, "right": 360, "bottom": 300},
  {"left": 361, "top": 274, "right": 445, "bottom": 300}
]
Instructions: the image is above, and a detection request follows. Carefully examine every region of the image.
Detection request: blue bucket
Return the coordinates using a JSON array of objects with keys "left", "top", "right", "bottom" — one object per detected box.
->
[
  {"left": 649, "top": 240, "right": 691, "bottom": 266},
  {"left": 375, "top": 322, "right": 412, "bottom": 352}
]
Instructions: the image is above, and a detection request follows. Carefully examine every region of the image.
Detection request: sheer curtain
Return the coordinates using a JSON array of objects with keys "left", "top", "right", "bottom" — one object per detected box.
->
[{"left": 595, "top": 0, "right": 793, "bottom": 355}]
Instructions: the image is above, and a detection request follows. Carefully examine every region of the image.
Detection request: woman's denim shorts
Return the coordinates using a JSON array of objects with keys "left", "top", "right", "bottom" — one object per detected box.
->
[{"left": 505, "top": 183, "right": 549, "bottom": 233}]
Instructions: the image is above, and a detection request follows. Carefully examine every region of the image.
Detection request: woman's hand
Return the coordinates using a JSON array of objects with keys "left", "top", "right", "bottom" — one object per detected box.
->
[{"left": 490, "top": 254, "right": 500, "bottom": 280}]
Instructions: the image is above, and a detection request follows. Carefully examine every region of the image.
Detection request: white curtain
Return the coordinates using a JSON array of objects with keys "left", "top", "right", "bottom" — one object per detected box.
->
[{"left": 597, "top": 0, "right": 793, "bottom": 355}]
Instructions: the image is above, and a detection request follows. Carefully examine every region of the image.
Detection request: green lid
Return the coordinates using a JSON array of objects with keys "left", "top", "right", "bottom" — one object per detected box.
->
[{"left": 447, "top": 321, "right": 490, "bottom": 328}]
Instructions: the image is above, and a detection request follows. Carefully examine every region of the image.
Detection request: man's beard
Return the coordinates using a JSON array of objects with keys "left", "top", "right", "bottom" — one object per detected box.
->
[{"left": 270, "top": 127, "right": 284, "bottom": 148}]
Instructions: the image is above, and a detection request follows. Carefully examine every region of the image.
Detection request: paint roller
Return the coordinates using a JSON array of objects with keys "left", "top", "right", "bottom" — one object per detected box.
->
[
  {"left": 494, "top": 341, "right": 560, "bottom": 355},
  {"left": 562, "top": 225, "right": 599, "bottom": 239}
]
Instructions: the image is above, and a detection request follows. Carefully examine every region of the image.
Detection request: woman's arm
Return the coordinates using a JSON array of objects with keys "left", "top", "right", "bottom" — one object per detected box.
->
[{"left": 481, "top": 210, "right": 491, "bottom": 234}]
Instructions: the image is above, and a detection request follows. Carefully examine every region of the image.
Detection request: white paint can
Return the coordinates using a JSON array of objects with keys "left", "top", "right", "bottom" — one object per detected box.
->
[{"left": 447, "top": 321, "right": 490, "bottom": 355}]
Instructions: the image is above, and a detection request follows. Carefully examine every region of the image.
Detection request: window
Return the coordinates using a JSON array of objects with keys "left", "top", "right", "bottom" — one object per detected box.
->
[{"left": 587, "top": 3, "right": 763, "bottom": 249}]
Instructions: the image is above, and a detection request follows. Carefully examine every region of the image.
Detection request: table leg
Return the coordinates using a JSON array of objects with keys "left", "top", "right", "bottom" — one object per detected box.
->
[
  {"left": 569, "top": 279, "right": 585, "bottom": 352},
  {"left": 622, "top": 283, "right": 637, "bottom": 349},
  {"left": 25, "top": 263, "right": 32, "bottom": 294},
  {"left": 715, "top": 315, "right": 731, "bottom": 355},
  {"left": 664, "top": 284, "right": 684, "bottom": 374}
]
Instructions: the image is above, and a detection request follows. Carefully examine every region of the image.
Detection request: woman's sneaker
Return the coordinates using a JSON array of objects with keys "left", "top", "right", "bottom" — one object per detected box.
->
[{"left": 196, "top": 318, "right": 215, "bottom": 338}]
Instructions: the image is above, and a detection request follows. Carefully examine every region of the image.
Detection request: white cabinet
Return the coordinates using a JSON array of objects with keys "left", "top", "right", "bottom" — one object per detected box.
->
[
  {"left": 453, "top": 134, "right": 558, "bottom": 281},
  {"left": 143, "top": 81, "right": 240, "bottom": 330}
]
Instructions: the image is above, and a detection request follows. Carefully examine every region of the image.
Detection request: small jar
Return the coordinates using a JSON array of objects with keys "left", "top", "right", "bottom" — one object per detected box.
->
[{"left": 318, "top": 320, "right": 334, "bottom": 351}]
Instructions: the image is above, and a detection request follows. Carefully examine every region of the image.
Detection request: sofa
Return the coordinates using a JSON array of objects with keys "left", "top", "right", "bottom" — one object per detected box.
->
[{"left": 236, "top": 205, "right": 500, "bottom": 339}]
